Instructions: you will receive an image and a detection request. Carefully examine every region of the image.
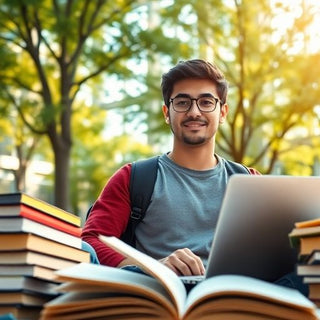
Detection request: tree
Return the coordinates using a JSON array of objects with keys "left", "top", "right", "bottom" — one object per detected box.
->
[
  {"left": 69, "top": 102, "right": 154, "bottom": 215},
  {"left": 211, "top": 0, "right": 320, "bottom": 173},
  {"left": 166, "top": 0, "right": 320, "bottom": 174},
  {"left": 0, "top": 0, "right": 189, "bottom": 209},
  {"left": 0, "top": 69, "right": 43, "bottom": 192}
]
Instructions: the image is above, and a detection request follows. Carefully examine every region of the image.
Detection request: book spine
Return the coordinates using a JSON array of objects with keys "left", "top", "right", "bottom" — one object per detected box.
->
[
  {"left": 0, "top": 193, "right": 81, "bottom": 227},
  {"left": 21, "top": 194, "right": 81, "bottom": 227},
  {"left": 19, "top": 205, "right": 82, "bottom": 237},
  {"left": 0, "top": 218, "right": 82, "bottom": 249}
]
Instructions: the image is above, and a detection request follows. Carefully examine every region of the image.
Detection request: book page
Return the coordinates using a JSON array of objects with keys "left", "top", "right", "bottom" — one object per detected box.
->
[
  {"left": 99, "top": 235, "right": 187, "bottom": 318},
  {"left": 54, "top": 262, "right": 175, "bottom": 313},
  {"left": 184, "top": 274, "right": 317, "bottom": 318},
  {"left": 184, "top": 296, "right": 313, "bottom": 320},
  {"left": 42, "top": 291, "right": 173, "bottom": 319}
]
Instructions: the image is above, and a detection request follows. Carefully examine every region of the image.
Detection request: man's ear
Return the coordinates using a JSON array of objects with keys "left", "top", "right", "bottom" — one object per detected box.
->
[
  {"left": 219, "top": 103, "right": 229, "bottom": 124},
  {"left": 162, "top": 105, "right": 170, "bottom": 123}
]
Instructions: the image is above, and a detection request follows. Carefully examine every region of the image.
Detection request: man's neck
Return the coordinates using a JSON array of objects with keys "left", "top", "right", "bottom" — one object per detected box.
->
[{"left": 168, "top": 145, "right": 217, "bottom": 170}]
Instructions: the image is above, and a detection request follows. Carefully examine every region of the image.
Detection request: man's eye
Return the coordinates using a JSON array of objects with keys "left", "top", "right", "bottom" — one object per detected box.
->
[
  {"left": 200, "top": 99, "right": 215, "bottom": 106},
  {"left": 176, "top": 100, "right": 189, "bottom": 106}
]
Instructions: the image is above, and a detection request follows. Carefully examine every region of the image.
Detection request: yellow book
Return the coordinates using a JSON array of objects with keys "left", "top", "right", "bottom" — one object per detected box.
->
[
  {"left": 295, "top": 218, "right": 320, "bottom": 229},
  {"left": 0, "top": 192, "right": 80, "bottom": 227}
]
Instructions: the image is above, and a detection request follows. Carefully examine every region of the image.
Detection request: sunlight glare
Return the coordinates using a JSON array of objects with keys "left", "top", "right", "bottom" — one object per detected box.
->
[{"left": 272, "top": 0, "right": 320, "bottom": 54}]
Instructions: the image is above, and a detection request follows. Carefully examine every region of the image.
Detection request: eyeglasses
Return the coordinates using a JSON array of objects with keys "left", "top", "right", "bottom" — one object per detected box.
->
[{"left": 169, "top": 95, "right": 220, "bottom": 113}]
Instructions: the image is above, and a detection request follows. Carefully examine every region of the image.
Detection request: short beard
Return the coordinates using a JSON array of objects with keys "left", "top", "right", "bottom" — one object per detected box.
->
[
  {"left": 182, "top": 135, "right": 206, "bottom": 145},
  {"left": 167, "top": 114, "right": 207, "bottom": 145}
]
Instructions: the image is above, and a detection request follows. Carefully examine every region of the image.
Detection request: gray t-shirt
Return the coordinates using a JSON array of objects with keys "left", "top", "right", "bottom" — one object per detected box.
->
[{"left": 135, "top": 153, "right": 230, "bottom": 267}]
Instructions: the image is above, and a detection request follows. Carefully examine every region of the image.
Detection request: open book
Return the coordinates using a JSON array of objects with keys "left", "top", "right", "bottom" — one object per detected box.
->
[{"left": 40, "top": 236, "right": 318, "bottom": 320}]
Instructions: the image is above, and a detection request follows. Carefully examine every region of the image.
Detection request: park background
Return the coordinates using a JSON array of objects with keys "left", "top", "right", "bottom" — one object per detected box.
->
[{"left": 0, "top": 0, "right": 319, "bottom": 220}]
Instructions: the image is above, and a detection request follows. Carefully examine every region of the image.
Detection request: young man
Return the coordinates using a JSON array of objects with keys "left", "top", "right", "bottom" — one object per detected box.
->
[{"left": 82, "top": 59, "right": 260, "bottom": 276}]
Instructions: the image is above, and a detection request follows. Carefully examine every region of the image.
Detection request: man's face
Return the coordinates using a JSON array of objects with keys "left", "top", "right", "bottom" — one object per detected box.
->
[{"left": 162, "top": 78, "right": 228, "bottom": 146}]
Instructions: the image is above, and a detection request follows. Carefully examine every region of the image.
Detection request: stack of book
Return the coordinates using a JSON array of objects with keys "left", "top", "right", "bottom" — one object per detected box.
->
[
  {"left": 289, "top": 217, "right": 320, "bottom": 307},
  {"left": 0, "top": 192, "right": 90, "bottom": 320}
]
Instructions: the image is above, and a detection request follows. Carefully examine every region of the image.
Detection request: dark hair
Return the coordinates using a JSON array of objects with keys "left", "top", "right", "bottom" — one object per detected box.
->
[{"left": 161, "top": 59, "right": 228, "bottom": 106}]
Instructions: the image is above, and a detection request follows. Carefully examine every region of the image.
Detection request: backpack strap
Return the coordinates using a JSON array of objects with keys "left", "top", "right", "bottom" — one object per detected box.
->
[
  {"left": 86, "top": 156, "right": 249, "bottom": 247},
  {"left": 120, "top": 156, "right": 159, "bottom": 246},
  {"left": 224, "top": 159, "right": 251, "bottom": 175}
]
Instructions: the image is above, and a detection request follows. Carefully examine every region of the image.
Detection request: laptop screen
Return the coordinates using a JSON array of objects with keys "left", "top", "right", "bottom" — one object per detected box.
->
[{"left": 206, "top": 175, "right": 320, "bottom": 282}]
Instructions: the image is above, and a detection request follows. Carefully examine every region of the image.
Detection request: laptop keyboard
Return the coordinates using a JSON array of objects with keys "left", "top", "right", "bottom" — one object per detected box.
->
[{"left": 179, "top": 275, "right": 205, "bottom": 285}]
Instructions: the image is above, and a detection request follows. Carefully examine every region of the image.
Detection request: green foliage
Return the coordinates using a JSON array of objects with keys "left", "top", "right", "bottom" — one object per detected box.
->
[
  {"left": 0, "top": 0, "right": 195, "bottom": 208},
  {"left": 198, "top": 0, "right": 320, "bottom": 174},
  {"left": 69, "top": 103, "right": 154, "bottom": 214},
  {"left": 1, "top": 0, "right": 320, "bottom": 210}
]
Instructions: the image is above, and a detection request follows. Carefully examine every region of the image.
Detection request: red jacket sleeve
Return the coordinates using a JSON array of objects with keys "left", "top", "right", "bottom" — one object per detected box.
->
[
  {"left": 248, "top": 167, "right": 261, "bottom": 175},
  {"left": 81, "top": 163, "right": 132, "bottom": 267}
]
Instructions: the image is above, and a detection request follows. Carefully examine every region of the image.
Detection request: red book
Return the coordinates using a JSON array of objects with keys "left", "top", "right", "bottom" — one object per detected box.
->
[
  {"left": 0, "top": 204, "right": 82, "bottom": 237},
  {"left": 0, "top": 192, "right": 81, "bottom": 226}
]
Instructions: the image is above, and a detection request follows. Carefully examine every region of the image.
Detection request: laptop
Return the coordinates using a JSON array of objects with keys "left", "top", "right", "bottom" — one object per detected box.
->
[{"left": 182, "top": 174, "right": 320, "bottom": 286}]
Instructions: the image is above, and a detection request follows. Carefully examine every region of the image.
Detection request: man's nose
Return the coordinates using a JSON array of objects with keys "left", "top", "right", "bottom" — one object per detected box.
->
[{"left": 186, "top": 100, "right": 202, "bottom": 116}]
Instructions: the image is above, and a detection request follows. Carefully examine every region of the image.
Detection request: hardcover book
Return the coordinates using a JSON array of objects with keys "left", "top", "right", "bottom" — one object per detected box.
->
[
  {"left": 0, "top": 306, "right": 41, "bottom": 320},
  {"left": 0, "top": 204, "right": 82, "bottom": 237},
  {"left": 0, "top": 217, "right": 82, "bottom": 249},
  {"left": 0, "top": 251, "right": 79, "bottom": 270},
  {"left": 289, "top": 225, "right": 320, "bottom": 248},
  {"left": 0, "top": 193, "right": 80, "bottom": 227},
  {"left": 0, "top": 292, "right": 52, "bottom": 307},
  {"left": 0, "top": 275, "right": 59, "bottom": 296},
  {"left": 0, "top": 265, "right": 56, "bottom": 282},
  {"left": 0, "top": 233, "right": 90, "bottom": 262}
]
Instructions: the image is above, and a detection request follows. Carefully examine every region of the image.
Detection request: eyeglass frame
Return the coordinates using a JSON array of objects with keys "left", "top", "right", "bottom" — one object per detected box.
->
[{"left": 169, "top": 94, "right": 221, "bottom": 113}]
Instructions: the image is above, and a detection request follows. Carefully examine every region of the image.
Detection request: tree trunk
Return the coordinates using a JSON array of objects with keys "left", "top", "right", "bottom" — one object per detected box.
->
[
  {"left": 53, "top": 141, "right": 71, "bottom": 211},
  {"left": 13, "top": 166, "right": 26, "bottom": 192},
  {"left": 45, "top": 117, "right": 72, "bottom": 211}
]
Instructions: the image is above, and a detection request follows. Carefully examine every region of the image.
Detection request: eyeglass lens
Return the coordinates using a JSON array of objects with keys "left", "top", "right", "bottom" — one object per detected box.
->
[{"left": 171, "top": 97, "right": 217, "bottom": 112}]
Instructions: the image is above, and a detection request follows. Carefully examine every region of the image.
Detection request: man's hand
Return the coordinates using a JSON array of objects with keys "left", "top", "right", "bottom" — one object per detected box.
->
[
  {"left": 159, "top": 248, "right": 205, "bottom": 276},
  {"left": 117, "top": 257, "right": 138, "bottom": 268}
]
